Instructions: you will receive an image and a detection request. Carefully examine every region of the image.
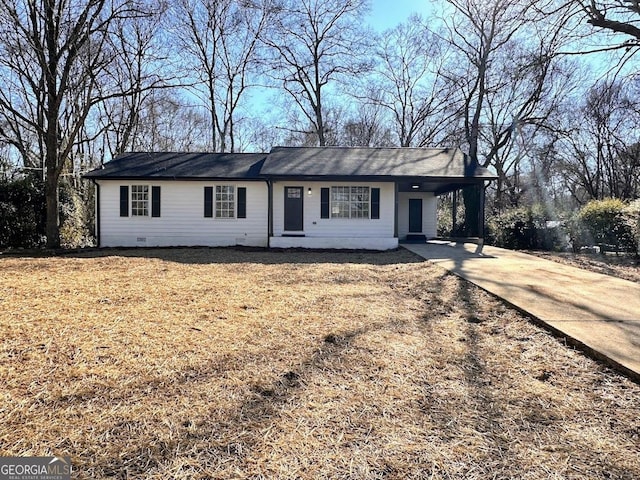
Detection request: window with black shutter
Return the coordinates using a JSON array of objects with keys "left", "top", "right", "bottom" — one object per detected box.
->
[
  {"left": 237, "top": 187, "right": 246, "bottom": 218},
  {"left": 320, "top": 187, "right": 329, "bottom": 218},
  {"left": 204, "top": 186, "right": 213, "bottom": 218},
  {"left": 119, "top": 186, "right": 129, "bottom": 217},
  {"left": 151, "top": 186, "right": 161, "bottom": 217},
  {"left": 371, "top": 188, "right": 380, "bottom": 219}
]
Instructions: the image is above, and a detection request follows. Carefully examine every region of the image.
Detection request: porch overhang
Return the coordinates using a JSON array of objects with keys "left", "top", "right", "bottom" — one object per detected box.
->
[
  {"left": 396, "top": 178, "right": 490, "bottom": 194},
  {"left": 262, "top": 175, "right": 491, "bottom": 195}
]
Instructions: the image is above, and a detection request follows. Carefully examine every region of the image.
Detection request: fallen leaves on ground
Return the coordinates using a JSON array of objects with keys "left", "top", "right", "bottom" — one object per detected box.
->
[{"left": 1, "top": 248, "right": 638, "bottom": 479}]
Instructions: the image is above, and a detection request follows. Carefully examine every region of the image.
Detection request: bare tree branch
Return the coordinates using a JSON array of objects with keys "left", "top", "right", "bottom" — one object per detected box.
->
[{"left": 260, "top": 0, "right": 370, "bottom": 146}]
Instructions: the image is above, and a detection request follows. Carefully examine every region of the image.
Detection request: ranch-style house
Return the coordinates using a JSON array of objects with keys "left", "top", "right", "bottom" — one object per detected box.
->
[{"left": 84, "top": 146, "right": 495, "bottom": 250}]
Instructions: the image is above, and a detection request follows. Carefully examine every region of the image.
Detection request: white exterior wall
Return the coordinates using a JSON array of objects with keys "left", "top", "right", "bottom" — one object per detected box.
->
[
  {"left": 271, "top": 181, "right": 396, "bottom": 249},
  {"left": 97, "top": 180, "right": 268, "bottom": 247},
  {"left": 398, "top": 192, "right": 437, "bottom": 239},
  {"left": 96, "top": 178, "right": 439, "bottom": 250}
]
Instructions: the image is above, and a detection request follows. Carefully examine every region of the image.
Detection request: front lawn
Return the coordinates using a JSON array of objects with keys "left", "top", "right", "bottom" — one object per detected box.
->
[{"left": 1, "top": 248, "right": 638, "bottom": 479}]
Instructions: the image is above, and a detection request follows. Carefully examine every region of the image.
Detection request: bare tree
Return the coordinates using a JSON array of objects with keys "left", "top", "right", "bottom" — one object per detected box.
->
[
  {"left": 261, "top": 0, "right": 370, "bottom": 146},
  {"left": 369, "top": 15, "right": 454, "bottom": 147},
  {"left": 339, "top": 102, "right": 394, "bottom": 147},
  {"left": 0, "top": 0, "right": 154, "bottom": 248},
  {"left": 99, "top": 7, "right": 168, "bottom": 157},
  {"left": 442, "top": 0, "right": 578, "bottom": 227},
  {"left": 555, "top": 78, "right": 640, "bottom": 203},
  {"left": 174, "top": 0, "right": 270, "bottom": 152},
  {"left": 132, "top": 91, "right": 211, "bottom": 151},
  {"left": 581, "top": 1, "right": 640, "bottom": 43}
]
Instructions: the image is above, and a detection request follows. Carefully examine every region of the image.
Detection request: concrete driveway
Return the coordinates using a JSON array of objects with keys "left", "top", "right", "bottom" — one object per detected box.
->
[{"left": 403, "top": 240, "right": 640, "bottom": 381}]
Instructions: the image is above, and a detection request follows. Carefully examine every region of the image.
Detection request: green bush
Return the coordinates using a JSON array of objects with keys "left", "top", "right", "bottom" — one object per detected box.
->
[
  {"left": 486, "top": 206, "right": 566, "bottom": 251},
  {"left": 0, "top": 173, "right": 46, "bottom": 248},
  {"left": 574, "top": 198, "right": 637, "bottom": 254}
]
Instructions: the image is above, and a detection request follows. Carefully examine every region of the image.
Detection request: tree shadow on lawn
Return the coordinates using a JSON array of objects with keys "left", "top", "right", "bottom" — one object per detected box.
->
[
  {"left": 439, "top": 244, "right": 640, "bottom": 379},
  {"left": 68, "top": 322, "right": 392, "bottom": 478},
  {"left": 97, "top": 285, "right": 635, "bottom": 479},
  {"left": 63, "top": 288, "right": 580, "bottom": 477},
  {"left": 29, "top": 252, "right": 638, "bottom": 478},
  {"left": 442, "top": 277, "right": 637, "bottom": 479},
  {"left": 3, "top": 246, "right": 426, "bottom": 266}
]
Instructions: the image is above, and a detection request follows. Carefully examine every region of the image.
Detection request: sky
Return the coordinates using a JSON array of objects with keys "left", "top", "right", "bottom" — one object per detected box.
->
[{"left": 367, "top": 0, "right": 436, "bottom": 31}]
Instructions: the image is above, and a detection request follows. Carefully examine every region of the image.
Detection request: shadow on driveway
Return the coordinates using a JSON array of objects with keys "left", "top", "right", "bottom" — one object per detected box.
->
[{"left": 403, "top": 240, "right": 640, "bottom": 383}]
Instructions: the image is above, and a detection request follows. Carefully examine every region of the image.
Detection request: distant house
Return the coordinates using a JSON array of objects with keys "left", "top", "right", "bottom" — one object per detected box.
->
[{"left": 84, "top": 146, "right": 495, "bottom": 250}]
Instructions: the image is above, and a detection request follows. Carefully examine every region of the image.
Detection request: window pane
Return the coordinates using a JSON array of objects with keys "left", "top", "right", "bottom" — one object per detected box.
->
[
  {"left": 215, "top": 185, "right": 235, "bottom": 218},
  {"left": 131, "top": 185, "right": 149, "bottom": 216},
  {"left": 331, "top": 186, "right": 369, "bottom": 219},
  {"left": 350, "top": 186, "right": 369, "bottom": 218},
  {"left": 330, "top": 186, "right": 350, "bottom": 218}
]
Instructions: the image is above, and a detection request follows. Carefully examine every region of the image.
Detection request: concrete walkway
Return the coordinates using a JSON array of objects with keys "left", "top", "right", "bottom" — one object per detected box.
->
[{"left": 403, "top": 240, "right": 640, "bottom": 381}]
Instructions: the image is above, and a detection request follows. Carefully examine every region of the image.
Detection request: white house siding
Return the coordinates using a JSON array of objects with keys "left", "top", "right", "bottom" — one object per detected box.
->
[
  {"left": 97, "top": 180, "right": 268, "bottom": 247},
  {"left": 270, "top": 181, "right": 397, "bottom": 250},
  {"left": 397, "top": 192, "right": 437, "bottom": 239}
]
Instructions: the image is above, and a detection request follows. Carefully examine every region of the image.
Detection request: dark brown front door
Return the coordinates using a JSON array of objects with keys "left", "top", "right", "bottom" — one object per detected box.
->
[{"left": 284, "top": 187, "right": 304, "bottom": 231}]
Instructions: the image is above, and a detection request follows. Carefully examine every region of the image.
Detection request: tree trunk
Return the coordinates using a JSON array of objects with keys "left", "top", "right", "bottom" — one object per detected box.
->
[
  {"left": 494, "top": 167, "right": 504, "bottom": 213},
  {"left": 317, "top": 110, "right": 325, "bottom": 146},
  {"left": 463, "top": 185, "right": 481, "bottom": 237},
  {"left": 45, "top": 163, "right": 60, "bottom": 249},
  {"left": 313, "top": 43, "right": 325, "bottom": 147},
  {"left": 315, "top": 77, "right": 325, "bottom": 146}
]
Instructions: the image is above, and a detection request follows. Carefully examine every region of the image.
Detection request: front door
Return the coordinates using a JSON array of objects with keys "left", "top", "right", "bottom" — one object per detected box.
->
[
  {"left": 284, "top": 186, "right": 304, "bottom": 231},
  {"left": 409, "top": 198, "right": 422, "bottom": 233}
]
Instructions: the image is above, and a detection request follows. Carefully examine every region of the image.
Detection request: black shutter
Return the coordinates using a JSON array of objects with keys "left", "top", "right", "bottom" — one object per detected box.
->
[
  {"left": 320, "top": 187, "right": 330, "bottom": 218},
  {"left": 119, "top": 186, "right": 129, "bottom": 217},
  {"left": 204, "top": 186, "right": 213, "bottom": 218},
  {"left": 151, "top": 186, "right": 161, "bottom": 217},
  {"left": 371, "top": 187, "right": 380, "bottom": 219},
  {"left": 237, "top": 187, "right": 246, "bottom": 218}
]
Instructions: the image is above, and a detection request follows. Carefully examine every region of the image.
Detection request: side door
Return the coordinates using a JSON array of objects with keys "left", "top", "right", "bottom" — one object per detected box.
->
[{"left": 409, "top": 198, "right": 423, "bottom": 233}]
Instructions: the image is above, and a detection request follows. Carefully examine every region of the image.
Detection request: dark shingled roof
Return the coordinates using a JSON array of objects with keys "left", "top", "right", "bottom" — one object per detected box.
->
[
  {"left": 84, "top": 147, "right": 496, "bottom": 181},
  {"left": 260, "top": 146, "right": 495, "bottom": 179},
  {"left": 84, "top": 152, "right": 266, "bottom": 179}
]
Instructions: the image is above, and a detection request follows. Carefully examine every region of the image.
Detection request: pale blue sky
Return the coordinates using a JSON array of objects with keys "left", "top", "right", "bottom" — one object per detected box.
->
[{"left": 367, "top": 0, "right": 435, "bottom": 31}]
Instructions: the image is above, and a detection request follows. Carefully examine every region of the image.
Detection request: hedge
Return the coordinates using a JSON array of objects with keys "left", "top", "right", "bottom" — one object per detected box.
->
[
  {"left": 570, "top": 198, "right": 638, "bottom": 254},
  {"left": 486, "top": 206, "right": 566, "bottom": 251}
]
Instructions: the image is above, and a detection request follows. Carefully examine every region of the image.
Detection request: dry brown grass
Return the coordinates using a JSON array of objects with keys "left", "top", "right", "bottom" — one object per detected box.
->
[
  {"left": 525, "top": 250, "right": 640, "bottom": 284},
  {"left": 1, "top": 247, "right": 639, "bottom": 479}
]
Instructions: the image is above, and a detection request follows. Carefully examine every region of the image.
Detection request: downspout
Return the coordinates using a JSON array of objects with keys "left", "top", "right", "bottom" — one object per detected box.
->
[
  {"left": 91, "top": 179, "right": 101, "bottom": 247},
  {"left": 266, "top": 179, "right": 273, "bottom": 248},
  {"left": 393, "top": 182, "right": 399, "bottom": 238}
]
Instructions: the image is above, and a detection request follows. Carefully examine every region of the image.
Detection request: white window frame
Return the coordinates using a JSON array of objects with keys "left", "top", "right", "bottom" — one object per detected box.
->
[
  {"left": 330, "top": 186, "right": 370, "bottom": 219},
  {"left": 215, "top": 185, "right": 235, "bottom": 218},
  {"left": 131, "top": 185, "right": 149, "bottom": 217}
]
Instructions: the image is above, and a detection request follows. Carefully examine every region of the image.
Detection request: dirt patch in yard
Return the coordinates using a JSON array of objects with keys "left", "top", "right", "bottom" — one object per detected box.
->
[
  {"left": 1, "top": 248, "right": 639, "bottom": 479},
  {"left": 525, "top": 250, "right": 640, "bottom": 284}
]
